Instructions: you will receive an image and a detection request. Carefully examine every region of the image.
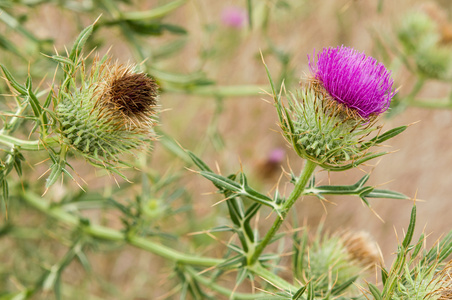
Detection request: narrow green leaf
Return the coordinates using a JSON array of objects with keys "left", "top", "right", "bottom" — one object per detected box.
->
[
  {"left": 331, "top": 275, "right": 358, "bottom": 295},
  {"left": 46, "top": 164, "right": 63, "bottom": 188},
  {"left": 381, "top": 267, "right": 388, "bottom": 285},
  {"left": 262, "top": 54, "right": 277, "bottom": 101},
  {"left": 26, "top": 77, "right": 43, "bottom": 118},
  {"left": 236, "top": 268, "right": 248, "bottom": 286},
  {"left": 368, "top": 283, "right": 382, "bottom": 300},
  {"left": 43, "top": 86, "right": 54, "bottom": 109},
  {"left": 426, "top": 230, "right": 452, "bottom": 263},
  {"left": 216, "top": 255, "right": 245, "bottom": 269},
  {"left": 226, "top": 199, "right": 242, "bottom": 227},
  {"left": 412, "top": 233, "right": 424, "bottom": 258},
  {"left": 2, "top": 179, "right": 8, "bottom": 202},
  {"left": 361, "top": 126, "right": 407, "bottom": 150},
  {"left": 402, "top": 205, "right": 416, "bottom": 248},
  {"left": 355, "top": 174, "right": 370, "bottom": 187},
  {"left": 13, "top": 154, "right": 22, "bottom": 176},
  {"left": 438, "top": 237, "right": 452, "bottom": 263},
  {"left": 187, "top": 150, "right": 213, "bottom": 172},
  {"left": 69, "top": 22, "right": 95, "bottom": 62},
  {"left": 0, "top": 64, "right": 27, "bottom": 95},
  {"left": 50, "top": 55, "right": 75, "bottom": 66},
  {"left": 324, "top": 152, "right": 387, "bottom": 171},
  {"left": 209, "top": 226, "right": 234, "bottom": 233},
  {"left": 200, "top": 171, "right": 242, "bottom": 193},
  {"left": 307, "top": 281, "right": 314, "bottom": 300},
  {"left": 244, "top": 203, "right": 261, "bottom": 222},
  {"left": 366, "top": 189, "right": 409, "bottom": 199},
  {"left": 292, "top": 285, "right": 307, "bottom": 300}
]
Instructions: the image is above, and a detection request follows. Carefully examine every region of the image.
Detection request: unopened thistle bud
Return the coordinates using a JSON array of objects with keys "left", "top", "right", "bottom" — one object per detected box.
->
[
  {"left": 55, "top": 56, "right": 158, "bottom": 166},
  {"left": 398, "top": 10, "right": 452, "bottom": 79},
  {"left": 279, "top": 46, "right": 396, "bottom": 168},
  {"left": 297, "top": 230, "right": 378, "bottom": 295},
  {"left": 393, "top": 260, "right": 452, "bottom": 300}
]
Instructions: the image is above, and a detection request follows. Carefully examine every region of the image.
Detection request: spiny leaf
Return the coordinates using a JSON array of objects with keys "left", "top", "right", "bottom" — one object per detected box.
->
[
  {"left": 331, "top": 275, "right": 358, "bottom": 295},
  {"left": 0, "top": 64, "right": 27, "bottom": 95},
  {"left": 69, "top": 21, "right": 95, "bottom": 62},
  {"left": 187, "top": 150, "right": 213, "bottom": 172},
  {"left": 292, "top": 285, "right": 307, "bottom": 300},
  {"left": 402, "top": 205, "right": 416, "bottom": 248},
  {"left": 368, "top": 283, "right": 382, "bottom": 300}
]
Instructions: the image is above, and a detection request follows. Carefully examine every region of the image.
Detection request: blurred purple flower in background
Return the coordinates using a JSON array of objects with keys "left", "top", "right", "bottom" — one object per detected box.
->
[
  {"left": 255, "top": 147, "right": 286, "bottom": 179},
  {"left": 221, "top": 6, "right": 247, "bottom": 28},
  {"left": 309, "top": 46, "right": 396, "bottom": 118},
  {"left": 268, "top": 148, "right": 285, "bottom": 164}
]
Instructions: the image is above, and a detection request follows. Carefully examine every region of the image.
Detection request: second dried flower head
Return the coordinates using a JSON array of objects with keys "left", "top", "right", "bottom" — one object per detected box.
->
[{"left": 55, "top": 55, "right": 159, "bottom": 169}]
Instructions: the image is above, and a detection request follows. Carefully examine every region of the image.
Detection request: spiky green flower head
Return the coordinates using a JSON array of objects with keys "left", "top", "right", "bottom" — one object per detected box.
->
[
  {"left": 295, "top": 230, "right": 378, "bottom": 296},
  {"left": 392, "top": 260, "right": 452, "bottom": 300},
  {"left": 398, "top": 10, "right": 452, "bottom": 79},
  {"left": 55, "top": 55, "right": 158, "bottom": 168},
  {"left": 277, "top": 46, "right": 397, "bottom": 169}
]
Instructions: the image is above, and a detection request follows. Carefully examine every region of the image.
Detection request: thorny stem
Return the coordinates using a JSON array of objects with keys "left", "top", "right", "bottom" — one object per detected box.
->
[
  {"left": 248, "top": 159, "right": 317, "bottom": 266},
  {"left": 22, "top": 191, "right": 299, "bottom": 293},
  {"left": 0, "top": 133, "right": 59, "bottom": 151},
  {"left": 22, "top": 191, "right": 223, "bottom": 267},
  {"left": 249, "top": 263, "right": 298, "bottom": 292}
]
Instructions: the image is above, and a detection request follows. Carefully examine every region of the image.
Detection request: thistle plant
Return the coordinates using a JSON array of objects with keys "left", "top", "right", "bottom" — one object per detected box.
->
[
  {"left": 1, "top": 8, "right": 452, "bottom": 300},
  {"left": 275, "top": 46, "right": 399, "bottom": 169}
]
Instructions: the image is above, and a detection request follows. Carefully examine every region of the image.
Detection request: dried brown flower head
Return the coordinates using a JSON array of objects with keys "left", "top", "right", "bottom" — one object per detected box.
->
[
  {"left": 341, "top": 231, "right": 380, "bottom": 267},
  {"left": 95, "top": 61, "right": 159, "bottom": 131}
]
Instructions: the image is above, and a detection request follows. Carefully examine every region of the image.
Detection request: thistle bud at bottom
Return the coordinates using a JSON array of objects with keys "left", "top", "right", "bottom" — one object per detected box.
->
[
  {"left": 297, "top": 231, "right": 379, "bottom": 296},
  {"left": 393, "top": 260, "right": 452, "bottom": 300},
  {"left": 55, "top": 56, "right": 158, "bottom": 166}
]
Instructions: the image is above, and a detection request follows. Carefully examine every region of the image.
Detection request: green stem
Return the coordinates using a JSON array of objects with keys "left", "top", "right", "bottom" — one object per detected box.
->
[
  {"left": 248, "top": 159, "right": 317, "bottom": 266},
  {"left": 249, "top": 264, "right": 298, "bottom": 292},
  {"left": 407, "top": 98, "right": 452, "bottom": 109},
  {"left": 21, "top": 191, "right": 223, "bottom": 267},
  {"left": 22, "top": 191, "right": 299, "bottom": 292},
  {"left": 165, "top": 85, "right": 268, "bottom": 98},
  {"left": 0, "top": 133, "right": 59, "bottom": 151}
]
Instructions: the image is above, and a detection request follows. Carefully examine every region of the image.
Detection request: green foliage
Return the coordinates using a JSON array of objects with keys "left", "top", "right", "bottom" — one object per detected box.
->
[{"left": 0, "top": 1, "right": 449, "bottom": 300}]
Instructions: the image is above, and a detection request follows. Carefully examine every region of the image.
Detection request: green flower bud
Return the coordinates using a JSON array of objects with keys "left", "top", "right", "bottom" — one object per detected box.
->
[
  {"left": 296, "top": 230, "right": 378, "bottom": 295},
  {"left": 282, "top": 84, "right": 378, "bottom": 168},
  {"left": 398, "top": 11, "right": 439, "bottom": 54},
  {"left": 55, "top": 56, "right": 158, "bottom": 167},
  {"left": 393, "top": 260, "right": 452, "bottom": 300},
  {"left": 398, "top": 10, "right": 452, "bottom": 79}
]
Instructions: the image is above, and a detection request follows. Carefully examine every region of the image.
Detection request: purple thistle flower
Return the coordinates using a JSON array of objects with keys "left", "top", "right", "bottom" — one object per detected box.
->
[{"left": 308, "top": 46, "right": 396, "bottom": 118}]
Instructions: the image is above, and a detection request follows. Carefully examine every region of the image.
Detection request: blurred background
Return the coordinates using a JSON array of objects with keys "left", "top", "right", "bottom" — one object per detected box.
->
[{"left": 0, "top": 0, "right": 452, "bottom": 299}]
